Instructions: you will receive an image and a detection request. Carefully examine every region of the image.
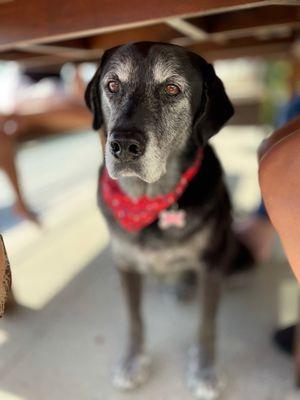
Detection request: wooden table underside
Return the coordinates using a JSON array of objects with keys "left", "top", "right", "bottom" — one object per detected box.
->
[{"left": 0, "top": 0, "right": 299, "bottom": 68}]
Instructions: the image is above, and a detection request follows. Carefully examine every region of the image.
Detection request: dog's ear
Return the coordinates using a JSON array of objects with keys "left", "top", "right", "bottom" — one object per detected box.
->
[
  {"left": 85, "top": 46, "right": 122, "bottom": 131},
  {"left": 85, "top": 68, "right": 103, "bottom": 131},
  {"left": 191, "top": 54, "right": 234, "bottom": 145}
]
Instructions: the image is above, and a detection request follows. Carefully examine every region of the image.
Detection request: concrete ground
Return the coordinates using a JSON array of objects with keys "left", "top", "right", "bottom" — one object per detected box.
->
[{"left": 0, "top": 128, "right": 299, "bottom": 400}]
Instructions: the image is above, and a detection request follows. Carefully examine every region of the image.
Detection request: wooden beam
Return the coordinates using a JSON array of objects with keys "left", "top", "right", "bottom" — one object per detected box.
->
[
  {"left": 0, "top": 0, "right": 285, "bottom": 50},
  {"left": 1, "top": 29, "right": 296, "bottom": 68},
  {"left": 0, "top": 23, "right": 182, "bottom": 66},
  {"left": 0, "top": 50, "right": 39, "bottom": 61},
  {"left": 15, "top": 44, "right": 102, "bottom": 60},
  {"left": 273, "top": 1, "right": 300, "bottom": 5},
  {"left": 0, "top": 24, "right": 181, "bottom": 66},
  {"left": 50, "top": 38, "right": 91, "bottom": 50},
  {"left": 7, "top": 53, "right": 100, "bottom": 70},
  {"left": 88, "top": 24, "right": 181, "bottom": 50},
  {"left": 166, "top": 19, "right": 208, "bottom": 42},
  {"left": 188, "top": 5, "right": 300, "bottom": 40},
  {"left": 187, "top": 35, "right": 294, "bottom": 60}
]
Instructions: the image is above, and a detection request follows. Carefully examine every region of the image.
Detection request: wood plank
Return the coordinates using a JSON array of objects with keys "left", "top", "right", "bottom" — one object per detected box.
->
[
  {"left": 166, "top": 19, "right": 208, "bottom": 41},
  {"left": 15, "top": 44, "right": 102, "bottom": 60},
  {"left": 188, "top": 5, "right": 300, "bottom": 37},
  {"left": 1, "top": 30, "right": 296, "bottom": 68},
  {"left": 88, "top": 24, "right": 181, "bottom": 50},
  {"left": 0, "top": 50, "right": 39, "bottom": 61},
  {"left": 0, "top": 52, "right": 101, "bottom": 70},
  {"left": 0, "top": 0, "right": 280, "bottom": 50},
  {"left": 0, "top": 24, "right": 181, "bottom": 65},
  {"left": 187, "top": 35, "right": 294, "bottom": 60}
]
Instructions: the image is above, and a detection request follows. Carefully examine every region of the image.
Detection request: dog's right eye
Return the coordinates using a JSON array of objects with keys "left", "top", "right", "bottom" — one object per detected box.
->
[{"left": 107, "top": 80, "right": 120, "bottom": 94}]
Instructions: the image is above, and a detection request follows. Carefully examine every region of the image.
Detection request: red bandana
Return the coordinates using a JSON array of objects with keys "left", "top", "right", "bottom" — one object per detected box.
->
[{"left": 101, "top": 149, "right": 204, "bottom": 232}]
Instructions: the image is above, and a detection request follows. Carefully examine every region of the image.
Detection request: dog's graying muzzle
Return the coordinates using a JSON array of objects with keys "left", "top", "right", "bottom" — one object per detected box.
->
[{"left": 109, "top": 131, "right": 146, "bottom": 161}]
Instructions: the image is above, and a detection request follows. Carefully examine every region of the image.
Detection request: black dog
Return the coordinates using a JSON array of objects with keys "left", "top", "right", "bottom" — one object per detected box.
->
[{"left": 85, "top": 42, "right": 251, "bottom": 399}]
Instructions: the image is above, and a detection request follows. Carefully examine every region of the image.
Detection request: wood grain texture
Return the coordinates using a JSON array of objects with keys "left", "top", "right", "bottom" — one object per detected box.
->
[
  {"left": 0, "top": 0, "right": 278, "bottom": 50},
  {"left": 188, "top": 5, "right": 300, "bottom": 35},
  {"left": 187, "top": 35, "right": 294, "bottom": 60}
]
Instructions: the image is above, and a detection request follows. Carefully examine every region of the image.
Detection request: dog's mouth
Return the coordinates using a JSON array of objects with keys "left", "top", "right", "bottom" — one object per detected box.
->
[
  {"left": 106, "top": 158, "right": 165, "bottom": 183},
  {"left": 112, "top": 161, "right": 141, "bottom": 178},
  {"left": 105, "top": 154, "right": 147, "bottom": 180}
]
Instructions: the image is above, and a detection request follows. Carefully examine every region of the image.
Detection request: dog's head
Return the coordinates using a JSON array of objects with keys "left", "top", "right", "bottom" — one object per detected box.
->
[{"left": 85, "top": 42, "right": 233, "bottom": 183}]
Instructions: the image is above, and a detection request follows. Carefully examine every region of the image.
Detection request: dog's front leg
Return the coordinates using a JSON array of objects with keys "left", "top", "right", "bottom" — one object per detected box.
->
[
  {"left": 187, "top": 267, "right": 222, "bottom": 400},
  {"left": 113, "top": 269, "right": 150, "bottom": 390}
]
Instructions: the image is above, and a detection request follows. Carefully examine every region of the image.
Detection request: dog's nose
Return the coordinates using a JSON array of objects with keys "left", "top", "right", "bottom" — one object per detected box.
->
[{"left": 109, "top": 132, "right": 145, "bottom": 161}]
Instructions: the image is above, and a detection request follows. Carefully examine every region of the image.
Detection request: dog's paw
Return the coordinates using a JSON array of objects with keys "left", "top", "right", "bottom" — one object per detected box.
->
[
  {"left": 187, "top": 348, "right": 223, "bottom": 400},
  {"left": 112, "top": 352, "right": 151, "bottom": 390},
  {"left": 187, "top": 368, "right": 221, "bottom": 400}
]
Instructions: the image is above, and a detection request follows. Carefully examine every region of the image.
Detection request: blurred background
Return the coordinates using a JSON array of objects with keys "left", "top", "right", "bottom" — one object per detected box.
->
[{"left": 0, "top": 2, "right": 300, "bottom": 399}]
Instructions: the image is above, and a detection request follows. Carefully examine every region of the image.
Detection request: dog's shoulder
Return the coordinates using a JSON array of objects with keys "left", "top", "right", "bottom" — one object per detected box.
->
[{"left": 179, "top": 145, "right": 224, "bottom": 209}]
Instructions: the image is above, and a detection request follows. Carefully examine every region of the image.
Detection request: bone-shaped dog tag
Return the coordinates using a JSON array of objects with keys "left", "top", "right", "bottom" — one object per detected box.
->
[{"left": 158, "top": 209, "right": 186, "bottom": 230}]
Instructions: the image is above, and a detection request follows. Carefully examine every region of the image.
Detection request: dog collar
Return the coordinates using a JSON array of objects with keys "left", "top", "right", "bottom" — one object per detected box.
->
[{"left": 101, "top": 149, "right": 204, "bottom": 233}]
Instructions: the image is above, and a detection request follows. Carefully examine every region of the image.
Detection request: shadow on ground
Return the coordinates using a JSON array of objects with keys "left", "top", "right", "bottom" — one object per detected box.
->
[{"left": 0, "top": 206, "right": 23, "bottom": 232}]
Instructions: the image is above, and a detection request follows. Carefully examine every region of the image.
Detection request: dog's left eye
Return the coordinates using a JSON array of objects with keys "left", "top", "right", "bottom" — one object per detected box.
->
[{"left": 165, "top": 84, "right": 180, "bottom": 96}]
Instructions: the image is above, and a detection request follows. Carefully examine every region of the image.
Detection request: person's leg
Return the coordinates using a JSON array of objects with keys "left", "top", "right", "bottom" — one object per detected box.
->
[
  {"left": 0, "top": 129, "right": 38, "bottom": 223},
  {"left": 258, "top": 119, "right": 300, "bottom": 364},
  {"left": 237, "top": 102, "right": 300, "bottom": 263}
]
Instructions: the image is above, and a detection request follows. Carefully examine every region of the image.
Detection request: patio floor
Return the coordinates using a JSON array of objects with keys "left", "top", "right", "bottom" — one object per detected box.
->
[{"left": 0, "top": 128, "right": 299, "bottom": 400}]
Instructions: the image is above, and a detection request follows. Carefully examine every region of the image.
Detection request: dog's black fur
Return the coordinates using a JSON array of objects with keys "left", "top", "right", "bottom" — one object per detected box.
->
[{"left": 85, "top": 42, "right": 252, "bottom": 398}]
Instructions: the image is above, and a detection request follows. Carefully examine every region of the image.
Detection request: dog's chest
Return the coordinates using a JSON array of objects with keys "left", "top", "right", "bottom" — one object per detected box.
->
[{"left": 110, "top": 225, "right": 211, "bottom": 274}]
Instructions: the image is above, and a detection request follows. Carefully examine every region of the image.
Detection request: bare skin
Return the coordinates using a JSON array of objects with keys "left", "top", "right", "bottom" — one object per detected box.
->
[
  {"left": 236, "top": 116, "right": 300, "bottom": 264},
  {"left": 0, "top": 125, "right": 39, "bottom": 224}
]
